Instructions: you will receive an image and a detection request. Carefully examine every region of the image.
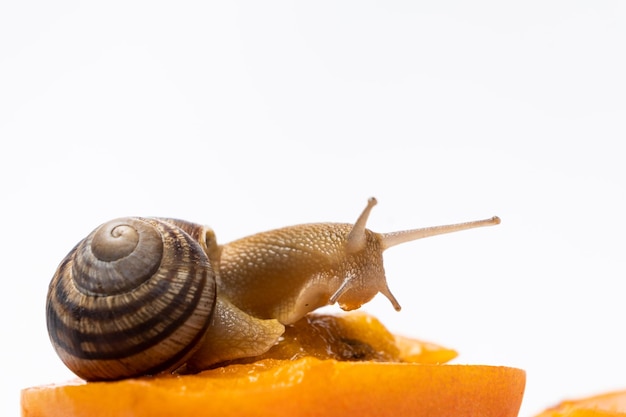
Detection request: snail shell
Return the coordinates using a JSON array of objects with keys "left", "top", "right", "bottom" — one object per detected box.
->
[{"left": 46, "top": 217, "right": 217, "bottom": 381}]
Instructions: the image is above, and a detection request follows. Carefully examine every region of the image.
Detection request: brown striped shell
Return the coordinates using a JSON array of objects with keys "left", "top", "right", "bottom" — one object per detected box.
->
[{"left": 46, "top": 217, "right": 217, "bottom": 381}]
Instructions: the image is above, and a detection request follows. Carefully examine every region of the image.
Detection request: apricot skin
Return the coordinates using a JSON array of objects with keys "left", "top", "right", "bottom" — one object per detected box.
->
[
  {"left": 22, "top": 313, "right": 525, "bottom": 417},
  {"left": 534, "top": 390, "right": 626, "bottom": 417},
  {"left": 21, "top": 358, "right": 525, "bottom": 417}
]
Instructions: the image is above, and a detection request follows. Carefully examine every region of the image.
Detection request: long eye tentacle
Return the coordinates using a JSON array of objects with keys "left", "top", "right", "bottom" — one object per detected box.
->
[
  {"left": 345, "top": 197, "right": 378, "bottom": 253},
  {"left": 380, "top": 216, "right": 501, "bottom": 250}
]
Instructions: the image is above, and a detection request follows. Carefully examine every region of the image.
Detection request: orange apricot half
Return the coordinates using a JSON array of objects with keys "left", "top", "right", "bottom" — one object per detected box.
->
[
  {"left": 21, "top": 313, "right": 525, "bottom": 417},
  {"left": 21, "top": 358, "right": 526, "bottom": 417},
  {"left": 535, "top": 390, "right": 626, "bottom": 417}
]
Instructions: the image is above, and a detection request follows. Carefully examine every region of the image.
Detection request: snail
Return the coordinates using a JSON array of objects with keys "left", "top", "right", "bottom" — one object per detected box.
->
[{"left": 46, "top": 198, "right": 500, "bottom": 381}]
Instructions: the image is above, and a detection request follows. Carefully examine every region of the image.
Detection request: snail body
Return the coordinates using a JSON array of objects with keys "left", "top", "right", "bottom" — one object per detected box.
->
[
  {"left": 46, "top": 198, "right": 500, "bottom": 381},
  {"left": 218, "top": 222, "right": 391, "bottom": 325}
]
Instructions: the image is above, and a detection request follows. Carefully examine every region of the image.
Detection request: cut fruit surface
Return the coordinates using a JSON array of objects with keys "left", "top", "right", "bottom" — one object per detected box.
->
[
  {"left": 21, "top": 313, "right": 525, "bottom": 417},
  {"left": 228, "top": 312, "right": 458, "bottom": 365},
  {"left": 535, "top": 390, "right": 626, "bottom": 417},
  {"left": 21, "top": 358, "right": 526, "bottom": 417}
]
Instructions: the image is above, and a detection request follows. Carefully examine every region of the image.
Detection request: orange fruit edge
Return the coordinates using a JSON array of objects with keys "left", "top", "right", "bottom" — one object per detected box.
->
[
  {"left": 21, "top": 357, "right": 526, "bottom": 417},
  {"left": 534, "top": 390, "right": 626, "bottom": 417}
]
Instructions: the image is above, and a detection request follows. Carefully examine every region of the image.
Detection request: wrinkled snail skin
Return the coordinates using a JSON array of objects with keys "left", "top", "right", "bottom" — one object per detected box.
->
[
  {"left": 45, "top": 198, "right": 501, "bottom": 381},
  {"left": 217, "top": 223, "right": 391, "bottom": 325},
  {"left": 183, "top": 297, "right": 286, "bottom": 372}
]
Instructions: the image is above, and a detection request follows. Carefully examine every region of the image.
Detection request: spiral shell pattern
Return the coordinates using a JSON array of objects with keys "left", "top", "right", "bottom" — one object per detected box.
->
[{"left": 46, "top": 217, "right": 216, "bottom": 381}]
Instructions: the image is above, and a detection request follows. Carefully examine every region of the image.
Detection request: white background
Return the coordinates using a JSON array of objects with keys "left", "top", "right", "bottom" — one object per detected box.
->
[{"left": 1, "top": 2, "right": 625, "bottom": 416}]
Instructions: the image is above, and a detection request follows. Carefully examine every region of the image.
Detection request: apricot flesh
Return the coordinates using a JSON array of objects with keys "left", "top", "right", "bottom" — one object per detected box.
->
[
  {"left": 534, "top": 390, "right": 626, "bottom": 417},
  {"left": 227, "top": 312, "right": 458, "bottom": 365},
  {"left": 21, "top": 313, "right": 526, "bottom": 417}
]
